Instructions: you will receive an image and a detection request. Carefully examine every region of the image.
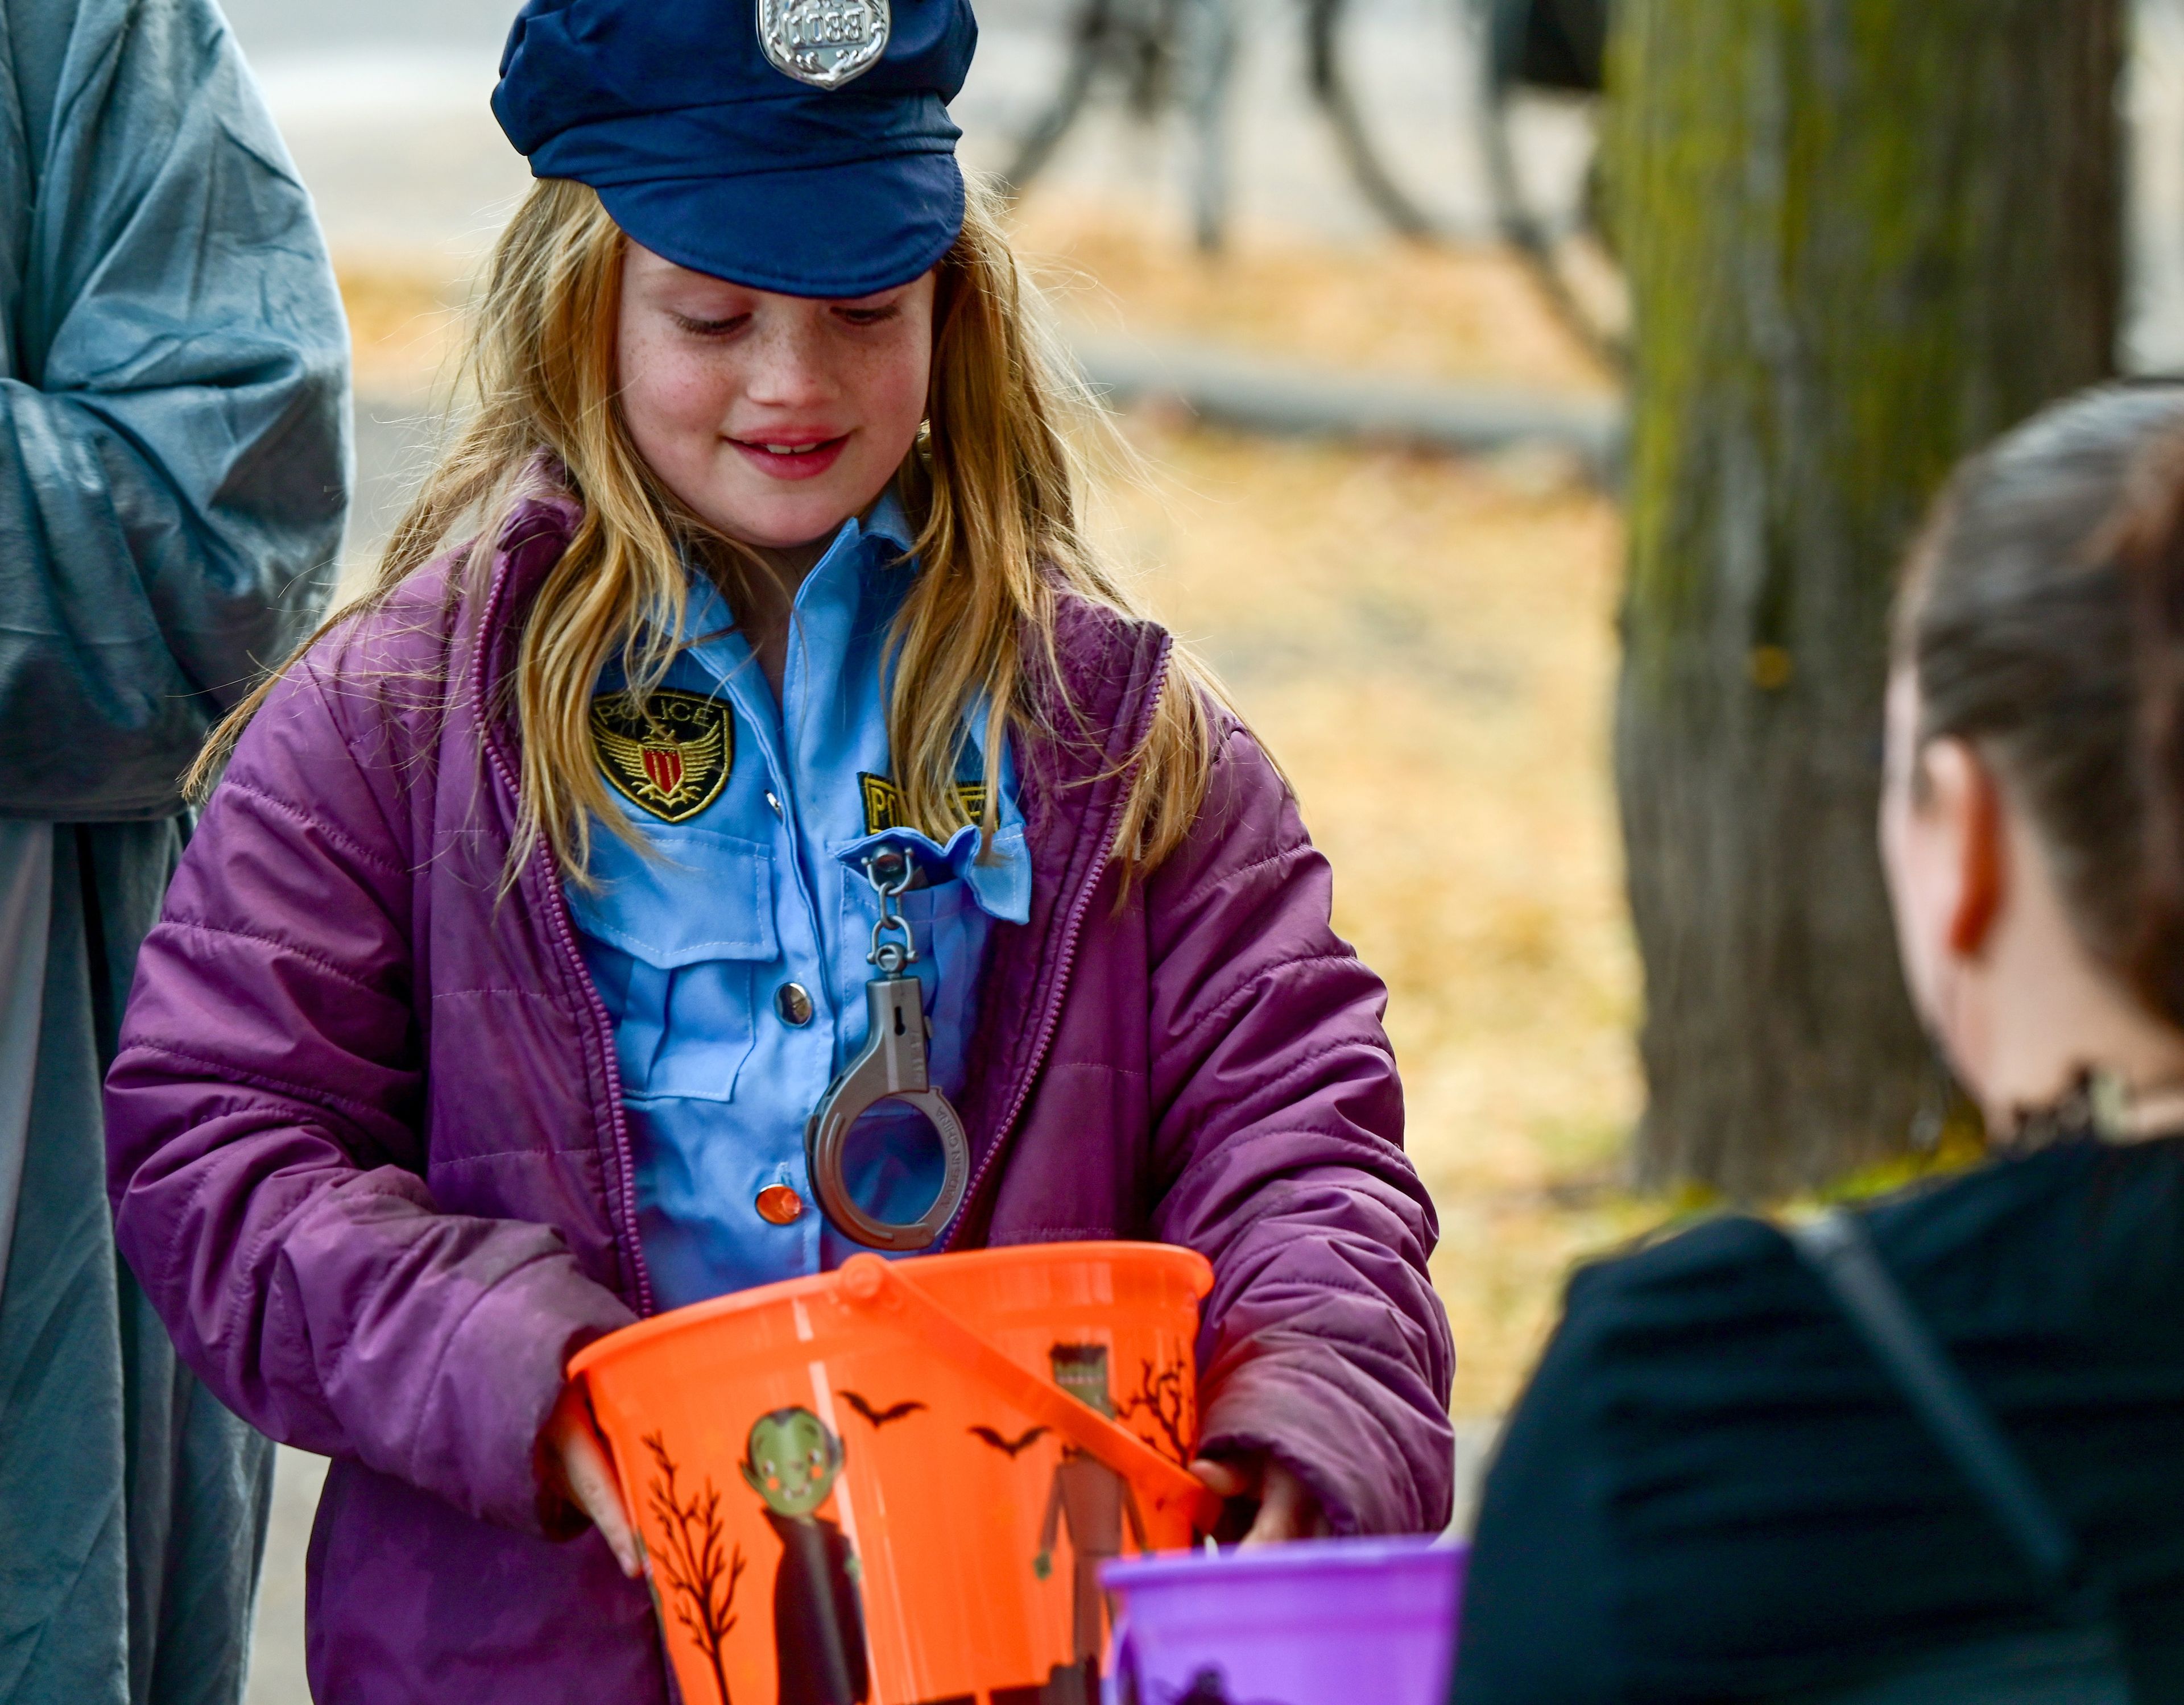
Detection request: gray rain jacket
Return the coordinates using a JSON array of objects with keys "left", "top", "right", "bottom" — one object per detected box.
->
[{"left": 0, "top": 0, "right": 348, "bottom": 1700}]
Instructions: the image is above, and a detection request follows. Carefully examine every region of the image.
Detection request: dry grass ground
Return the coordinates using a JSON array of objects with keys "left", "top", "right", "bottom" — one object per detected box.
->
[
  {"left": 335, "top": 197, "right": 1646, "bottom": 1420},
  {"left": 1012, "top": 201, "right": 1615, "bottom": 395},
  {"left": 1094, "top": 424, "right": 1649, "bottom": 1417}
]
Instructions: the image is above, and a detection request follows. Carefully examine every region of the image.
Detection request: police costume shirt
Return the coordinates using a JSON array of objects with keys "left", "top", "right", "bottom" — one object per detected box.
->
[{"left": 566, "top": 495, "right": 1029, "bottom": 1309}]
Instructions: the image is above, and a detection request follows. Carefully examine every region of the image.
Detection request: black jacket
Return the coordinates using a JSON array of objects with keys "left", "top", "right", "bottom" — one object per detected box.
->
[{"left": 1456, "top": 1134, "right": 2184, "bottom": 1703}]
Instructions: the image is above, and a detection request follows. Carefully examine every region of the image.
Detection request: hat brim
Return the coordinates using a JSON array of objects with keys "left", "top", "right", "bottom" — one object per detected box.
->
[{"left": 596, "top": 154, "right": 965, "bottom": 300}]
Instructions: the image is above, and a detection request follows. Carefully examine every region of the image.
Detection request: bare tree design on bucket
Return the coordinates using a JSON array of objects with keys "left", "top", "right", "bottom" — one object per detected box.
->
[
  {"left": 1117, "top": 1354, "right": 1193, "bottom": 1464},
  {"left": 644, "top": 1431, "right": 748, "bottom": 1705}
]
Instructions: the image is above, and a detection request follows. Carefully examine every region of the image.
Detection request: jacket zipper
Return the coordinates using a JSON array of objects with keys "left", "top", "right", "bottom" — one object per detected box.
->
[
  {"left": 470, "top": 539, "right": 659, "bottom": 1318},
  {"left": 533, "top": 845, "right": 657, "bottom": 1318},
  {"left": 943, "top": 633, "right": 1174, "bottom": 1248}
]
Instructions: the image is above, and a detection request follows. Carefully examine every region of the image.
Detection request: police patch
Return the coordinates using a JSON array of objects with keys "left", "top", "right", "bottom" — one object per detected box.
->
[
  {"left": 592, "top": 689, "right": 733, "bottom": 824},
  {"left": 758, "top": 0, "right": 891, "bottom": 90},
  {"left": 860, "top": 772, "right": 989, "bottom": 835}
]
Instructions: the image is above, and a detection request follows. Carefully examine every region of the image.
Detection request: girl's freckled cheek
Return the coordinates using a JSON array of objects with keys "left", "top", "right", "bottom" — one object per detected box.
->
[{"left": 656, "top": 371, "right": 731, "bottom": 429}]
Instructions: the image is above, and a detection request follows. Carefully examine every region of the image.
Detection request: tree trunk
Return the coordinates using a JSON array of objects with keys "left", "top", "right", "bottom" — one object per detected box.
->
[{"left": 1611, "top": 0, "right": 2123, "bottom": 1198}]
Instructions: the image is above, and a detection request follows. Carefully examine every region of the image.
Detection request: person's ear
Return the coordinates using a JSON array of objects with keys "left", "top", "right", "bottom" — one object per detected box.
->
[{"left": 1924, "top": 738, "right": 2008, "bottom": 957}]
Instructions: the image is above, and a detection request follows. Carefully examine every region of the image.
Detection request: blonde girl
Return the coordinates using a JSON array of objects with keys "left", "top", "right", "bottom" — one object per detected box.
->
[{"left": 105, "top": 2, "right": 1453, "bottom": 1697}]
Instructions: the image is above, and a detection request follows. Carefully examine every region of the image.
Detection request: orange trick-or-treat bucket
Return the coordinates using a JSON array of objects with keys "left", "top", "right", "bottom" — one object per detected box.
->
[{"left": 568, "top": 1241, "right": 1221, "bottom": 1705}]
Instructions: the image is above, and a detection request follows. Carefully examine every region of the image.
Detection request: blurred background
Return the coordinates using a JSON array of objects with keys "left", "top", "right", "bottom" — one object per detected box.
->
[{"left": 211, "top": 1, "right": 2184, "bottom": 1695}]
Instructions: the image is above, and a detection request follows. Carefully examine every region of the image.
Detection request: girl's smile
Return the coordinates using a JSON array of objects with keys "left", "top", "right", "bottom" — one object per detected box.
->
[
  {"left": 618, "top": 243, "right": 934, "bottom": 553},
  {"left": 727, "top": 428, "right": 850, "bottom": 482}
]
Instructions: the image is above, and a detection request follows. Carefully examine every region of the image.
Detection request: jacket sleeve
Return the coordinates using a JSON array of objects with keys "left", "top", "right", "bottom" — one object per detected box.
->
[
  {"left": 1145, "top": 720, "right": 1454, "bottom": 1533},
  {"left": 0, "top": 0, "right": 349, "bottom": 820},
  {"left": 104, "top": 656, "right": 635, "bottom": 1535}
]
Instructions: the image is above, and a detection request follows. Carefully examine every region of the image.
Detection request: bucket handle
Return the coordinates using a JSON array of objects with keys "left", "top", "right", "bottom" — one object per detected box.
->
[{"left": 839, "top": 1253, "right": 1225, "bottom": 1533}]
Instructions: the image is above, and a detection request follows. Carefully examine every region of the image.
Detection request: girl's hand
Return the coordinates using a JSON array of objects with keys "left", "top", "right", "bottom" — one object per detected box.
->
[
  {"left": 1190, "top": 1452, "right": 1331, "bottom": 1546},
  {"left": 541, "top": 1383, "right": 643, "bottom": 1578}
]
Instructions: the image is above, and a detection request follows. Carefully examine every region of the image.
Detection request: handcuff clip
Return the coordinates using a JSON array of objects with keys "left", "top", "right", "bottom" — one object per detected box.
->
[{"left": 803, "top": 849, "right": 971, "bottom": 1251}]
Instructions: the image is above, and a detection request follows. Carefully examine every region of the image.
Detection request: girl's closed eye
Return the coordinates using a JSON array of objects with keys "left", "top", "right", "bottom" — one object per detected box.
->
[{"left": 673, "top": 312, "right": 751, "bottom": 338}]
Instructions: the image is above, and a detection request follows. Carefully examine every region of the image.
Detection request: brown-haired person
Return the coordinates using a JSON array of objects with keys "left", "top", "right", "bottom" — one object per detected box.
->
[{"left": 1454, "top": 383, "right": 2184, "bottom": 1705}]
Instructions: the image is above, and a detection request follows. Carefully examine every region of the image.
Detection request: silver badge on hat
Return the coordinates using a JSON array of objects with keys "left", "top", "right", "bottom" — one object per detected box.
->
[{"left": 758, "top": 0, "right": 891, "bottom": 90}]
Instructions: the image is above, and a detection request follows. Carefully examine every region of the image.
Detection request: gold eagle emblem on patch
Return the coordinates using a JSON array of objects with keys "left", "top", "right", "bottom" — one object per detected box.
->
[
  {"left": 859, "top": 772, "right": 990, "bottom": 835},
  {"left": 592, "top": 689, "right": 733, "bottom": 823}
]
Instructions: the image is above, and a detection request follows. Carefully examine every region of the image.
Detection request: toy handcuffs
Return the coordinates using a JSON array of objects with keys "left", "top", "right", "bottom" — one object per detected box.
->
[{"left": 804, "top": 849, "right": 972, "bottom": 1251}]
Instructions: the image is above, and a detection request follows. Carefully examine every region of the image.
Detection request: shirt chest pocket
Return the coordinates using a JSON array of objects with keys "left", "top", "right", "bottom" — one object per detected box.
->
[{"left": 568, "top": 829, "right": 779, "bottom": 1103}]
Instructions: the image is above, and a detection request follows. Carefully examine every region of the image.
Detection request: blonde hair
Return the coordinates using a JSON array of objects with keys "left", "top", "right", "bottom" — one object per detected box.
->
[{"left": 192, "top": 177, "right": 1223, "bottom": 891}]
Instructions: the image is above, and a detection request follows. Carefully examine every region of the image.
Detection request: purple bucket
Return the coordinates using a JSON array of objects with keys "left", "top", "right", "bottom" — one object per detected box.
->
[{"left": 1099, "top": 1536, "right": 1466, "bottom": 1705}]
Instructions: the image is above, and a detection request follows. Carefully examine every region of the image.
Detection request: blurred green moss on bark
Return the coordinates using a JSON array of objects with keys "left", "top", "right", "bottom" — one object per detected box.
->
[{"left": 1609, "top": 0, "right": 2123, "bottom": 1198}]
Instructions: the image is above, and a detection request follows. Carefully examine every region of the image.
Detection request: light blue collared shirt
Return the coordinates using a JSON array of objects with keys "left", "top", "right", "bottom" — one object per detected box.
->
[{"left": 566, "top": 496, "right": 1029, "bottom": 1310}]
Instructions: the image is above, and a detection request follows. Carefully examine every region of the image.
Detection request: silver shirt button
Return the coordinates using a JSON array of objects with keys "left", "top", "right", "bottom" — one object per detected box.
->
[
  {"left": 775, "top": 982, "right": 814, "bottom": 1027},
  {"left": 764, "top": 791, "right": 783, "bottom": 817}
]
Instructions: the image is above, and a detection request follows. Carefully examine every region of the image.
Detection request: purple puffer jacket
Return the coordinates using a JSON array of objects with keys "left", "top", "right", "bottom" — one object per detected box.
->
[{"left": 105, "top": 490, "right": 1453, "bottom": 1704}]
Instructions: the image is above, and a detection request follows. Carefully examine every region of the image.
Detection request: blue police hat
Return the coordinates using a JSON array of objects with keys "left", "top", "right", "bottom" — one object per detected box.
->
[{"left": 494, "top": 1, "right": 978, "bottom": 299}]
